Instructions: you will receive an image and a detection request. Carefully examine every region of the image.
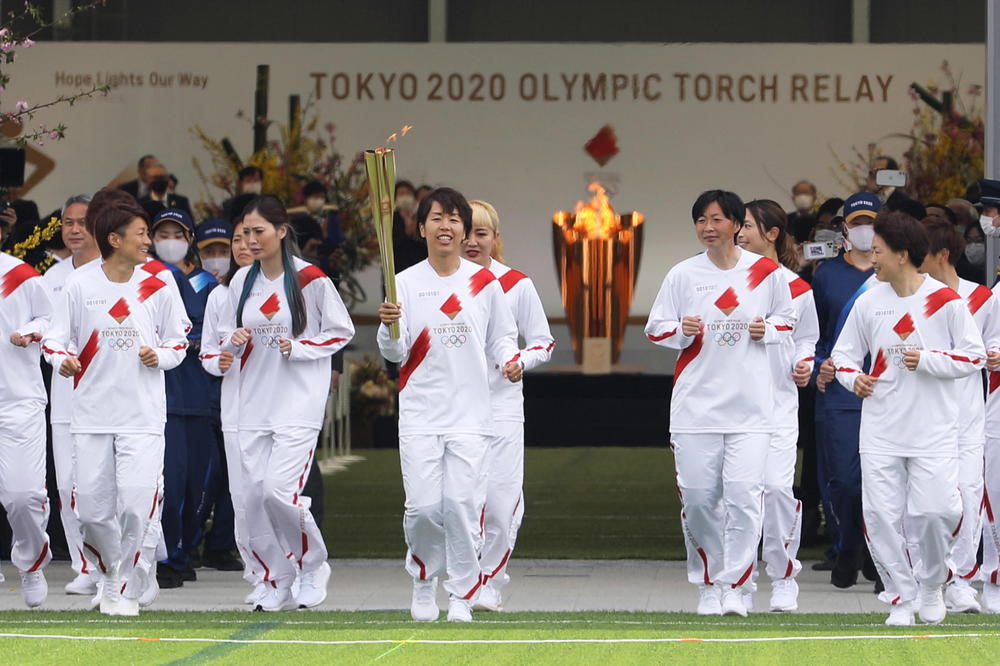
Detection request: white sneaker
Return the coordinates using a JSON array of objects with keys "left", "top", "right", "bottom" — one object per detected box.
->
[
  {"left": 0, "top": 567, "right": 5, "bottom": 584},
  {"left": 769, "top": 579, "right": 799, "bottom": 612},
  {"left": 945, "top": 581, "right": 981, "bottom": 614},
  {"left": 696, "top": 585, "right": 722, "bottom": 616},
  {"left": 983, "top": 583, "right": 1000, "bottom": 614},
  {"left": 255, "top": 585, "right": 296, "bottom": 612},
  {"left": 472, "top": 585, "right": 502, "bottom": 612},
  {"left": 65, "top": 572, "right": 98, "bottom": 596},
  {"left": 99, "top": 580, "right": 138, "bottom": 616},
  {"left": 296, "top": 562, "right": 331, "bottom": 609},
  {"left": 886, "top": 601, "right": 915, "bottom": 626},
  {"left": 90, "top": 579, "right": 105, "bottom": 610},
  {"left": 447, "top": 597, "right": 473, "bottom": 622},
  {"left": 245, "top": 582, "right": 268, "bottom": 606},
  {"left": 20, "top": 571, "right": 47, "bottom": 608},
  {"left": 742, "top": 592, "right": 754, "bottom": 613},
  {"left": 411, "top": 578, "right": 439, "bottom": 622},
  {"left": 919, "top": 585, "right": 947, "bottom": 624},
  {"left": 138, "top": 574, "right": 159, "bottom": 609},
  {"left": 721, "top": 587, "right": 748, "bottom": 617}
]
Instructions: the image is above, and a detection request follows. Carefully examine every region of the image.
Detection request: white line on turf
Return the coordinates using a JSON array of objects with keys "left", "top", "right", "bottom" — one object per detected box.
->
[
  {"left": 0, "top": 632, "right": 998, "bottom": 646},
  {"left": 5, "top": 618, "right": 1000, "bottom": 628},
  {"left": 5, "top": 618, "right": 1000, "bottom": 629}
]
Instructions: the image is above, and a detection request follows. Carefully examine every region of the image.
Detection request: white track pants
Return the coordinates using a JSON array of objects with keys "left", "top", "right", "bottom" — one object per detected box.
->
[
  {"left": 73, "top": 432, "right": 163, "bottom": 598},
  {"left": 224, "top": 431, "right": 256, "bottom": 584},
  {"left": 400, "top": 433, "right": 490, "bottom": 600},
  {"left": 0, "top": 404, "right": 51, "bottom": 573},
  {"left": 479, "top": 421, "right": 525, "bottom": 592},
  {"left": 950, "top": 438, "right": 985, "bottom": 581},
  {"left": 862, "top": 453, "right": 961, "bottom": 604},
  {"left": 672, "top": 432, "right": 768, "bottom": 589},
  {"left": 982, "top": 436, "right": 1000, "bottom": 585},
  {"left": 761, "top": 426, "right": 802, "bottom": 582},
  {"left": 52, "top": 423, "right": 90, "bottom": 577},
  {"left": 240, "top": 427, "right": 325, "bottom": 589}
]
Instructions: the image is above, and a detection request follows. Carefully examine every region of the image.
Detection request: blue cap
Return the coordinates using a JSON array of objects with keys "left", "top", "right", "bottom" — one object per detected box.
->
[
  {"left": 843, "top": 192, "right": 881, "bottom": 223},
  {"left": 979, "top": 179, "right": 1000, "bottom": 207},
  {"left": 152, "top": 208, "right": 194, "bottom": 234},
  {"left": 196, "top": 218, "right": 231, "bottom": 248}
]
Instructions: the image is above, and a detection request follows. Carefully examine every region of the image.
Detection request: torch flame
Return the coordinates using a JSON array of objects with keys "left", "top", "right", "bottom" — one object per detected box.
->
[
  {"left": 385, "top": 124, "right": 415, "bottom": 146},
  {"left": 572, "top": 182, "right": 619, "bottom": 239}
]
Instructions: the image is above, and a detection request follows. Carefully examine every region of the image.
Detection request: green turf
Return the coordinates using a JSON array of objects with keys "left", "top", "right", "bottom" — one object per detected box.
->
[
  {"left": 1, "top": 611, "right": 998, "bottom": 664},
  {"left": 323, "top": 447, "right": 827, "bottom": 560}
]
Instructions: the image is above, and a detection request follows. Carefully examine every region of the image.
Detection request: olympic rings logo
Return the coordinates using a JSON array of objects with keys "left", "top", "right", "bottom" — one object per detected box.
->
[
  {"left": 257, "top": 335, "right": 281, "bottom": 349},
  {"left": 714, "top": 331, "right": 741, "bottom": 346},
  {"left": 892, "top": 353, "right": 906, "bottom": 369},
  {"left": 440, "top": 334, "right": 467, "bottom": 349},
  {"left": 107, "top": 337, "right": 136, "bottom": 351}
]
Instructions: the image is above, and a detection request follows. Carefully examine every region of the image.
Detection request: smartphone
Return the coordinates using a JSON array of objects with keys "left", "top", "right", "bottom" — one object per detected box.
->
[
  {"left": 803, "top": 241, "right": 840, "bottom": 260},
  {"left": 876, "top": 169, "right": 907, "bottom": 188}
]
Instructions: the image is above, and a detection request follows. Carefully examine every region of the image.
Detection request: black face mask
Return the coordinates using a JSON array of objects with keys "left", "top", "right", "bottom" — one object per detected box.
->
[{"left": 149, "top": 178, "right": 169, "bottom": 195}]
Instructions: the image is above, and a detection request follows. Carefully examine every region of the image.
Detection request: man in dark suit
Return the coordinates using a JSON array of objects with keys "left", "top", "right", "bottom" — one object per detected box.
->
[
  {"left": 119, "top": 154, "right": 160, "bottom": 200},
  {"left": 138, "top": 162, "right": 193, "bottom": 219}
]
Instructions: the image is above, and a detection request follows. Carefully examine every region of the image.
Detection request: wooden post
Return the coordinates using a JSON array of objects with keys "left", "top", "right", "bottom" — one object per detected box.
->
[{"left": 288, "top": 94, "right": 301, "bottom": 151}]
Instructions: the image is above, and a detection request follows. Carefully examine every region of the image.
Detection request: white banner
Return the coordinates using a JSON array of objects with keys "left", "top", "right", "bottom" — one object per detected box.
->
[{"left": 6, "top": 43, "right": 984, "bottom": 315}]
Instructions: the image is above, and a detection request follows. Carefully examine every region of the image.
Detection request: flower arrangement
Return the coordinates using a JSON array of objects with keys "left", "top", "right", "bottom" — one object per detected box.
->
[
  {"left": 191, "top": 104, "right": 380, "bottom": 308},
  {"left": 830, "top": 61, "right": 984, "bottom": 202},
  {"left": 349, "top": 355, "right": 397, "bottom": 424},
  {"left": 6, "top": 214, "right": 59, "bottom": 272}
]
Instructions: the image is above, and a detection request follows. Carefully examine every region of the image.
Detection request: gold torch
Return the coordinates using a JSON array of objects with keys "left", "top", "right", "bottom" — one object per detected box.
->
[{"left": 365, "top": 148, "right": 399, "bottom": 338}]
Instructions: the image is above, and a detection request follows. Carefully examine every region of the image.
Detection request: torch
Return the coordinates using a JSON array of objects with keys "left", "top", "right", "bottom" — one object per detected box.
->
[{"left": 365, "top": 148, "right": 399, "bottom": 339}]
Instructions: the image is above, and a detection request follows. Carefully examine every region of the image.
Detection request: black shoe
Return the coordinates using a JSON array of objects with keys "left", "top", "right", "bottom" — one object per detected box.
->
[
  {"left": 812, "top": 558, "right": 835, "bottom": 571},
  {"left": 179, "top": 565, "right": 197, "bottom": 582},
  {"left": 861, "top": 549, "right": 877, "bottom": 582},
  {"left": 156, "top": 565, "right": 184, "bottom": 589},
  {"left": 831, "top": 548, "right": 861, "bottom": 589},
  {"left": 188, "top": 550, "right": 203, "bottom": 569},
  {"left": 203, "top": 550, "right": 244, "bottom": 572},
  {"left": 874, "top": 576, "right": 885, "bottom": 595}
]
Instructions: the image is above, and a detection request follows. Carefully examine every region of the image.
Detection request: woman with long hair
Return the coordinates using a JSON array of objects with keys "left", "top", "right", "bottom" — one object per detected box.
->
[
  {"left": 220, "top": 195, "right": 354, "bottom": 611},
  {"left": 737, "top": 199, "right": 820, "bottom": 611},
  {"left": 200, "top": 216, "right": 260, "bottom": 603},
  {"left": 461, "top": 200, "right": 554, "bottom": 612},
  {"left": 42, "top": 187, "right": 190, "bottom": 616}
]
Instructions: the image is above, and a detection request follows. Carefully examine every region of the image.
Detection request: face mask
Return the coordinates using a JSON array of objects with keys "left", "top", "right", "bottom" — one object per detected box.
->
[
  {"left": 154, "top": 238, "right": 188, "bottom": 264},
  {"left": 965, "top": 242, "right": 986, "bottom": 265},
  {"left": 980, "top": 214, "right": 998, "bottom": 237},
  {"left": 396, "top": 194, "right": 417, "bottom": 214},
  {"left": 793, "top": 193, "right": 815, "bottom": 212},
  {"left": 846, "top": 224, "right": 875, "bottom": 252},
  {"left": 241, "top": 181, "right": 262, "bottom": 195},
  {"left": 813, "top": 229, "right": 841, "bottom": 244},
  {"left": 306, "top": 197, "right": 326, "bottom": 214},
  {"left": 149, "top": 178, "right": 169, "bottom": 196},
  {"left": 202, "top": 256, "right": 231, "bottom": 276}
]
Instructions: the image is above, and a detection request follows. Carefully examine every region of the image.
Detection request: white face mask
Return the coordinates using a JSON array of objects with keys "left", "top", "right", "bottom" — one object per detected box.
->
[
  {"left": 241, "top": 181, "right": 262, "bottom": 195},
  {"left": 396, "top": 194, "right": 417, "bottom": 214},
  {"left": 980, "top": 214, "right": 998, "bottom": 237},
  {"left": 154, "top": 238, "right": 188, "bottom": 264},
  {"left": 845, "top": 224, "right": 875, "bottom": 252},
  {"left": 965, "top": 242, "right": 986, "bottom": 265},
  {"left": 792, "top": 193, "right": 815, "bottom": 212},
  {"left": 202, "top": 256, "right": 231, "bottom": 277},
  {"left": 306, "top": 197, "right": 326, "bottom": 214}
]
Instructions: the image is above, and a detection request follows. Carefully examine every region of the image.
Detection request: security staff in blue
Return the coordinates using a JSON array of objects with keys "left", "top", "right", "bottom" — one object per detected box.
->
[
  {"left": 148, "top": 209, "right": 233, "bottom": 589},
  {"left": 812, "top": 192, "right": 880, "bottom": 591}
]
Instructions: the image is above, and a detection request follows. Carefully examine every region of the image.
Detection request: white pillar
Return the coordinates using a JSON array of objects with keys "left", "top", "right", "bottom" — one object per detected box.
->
[
  {"left": 987, "top": 0, "right": 999, "bottom": 284},
  {"left": 852, "top": 0, "right": 870, "bottom": 43},
  {"left": 428, "top": 0, "right": 446, "bottom": 43}
]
